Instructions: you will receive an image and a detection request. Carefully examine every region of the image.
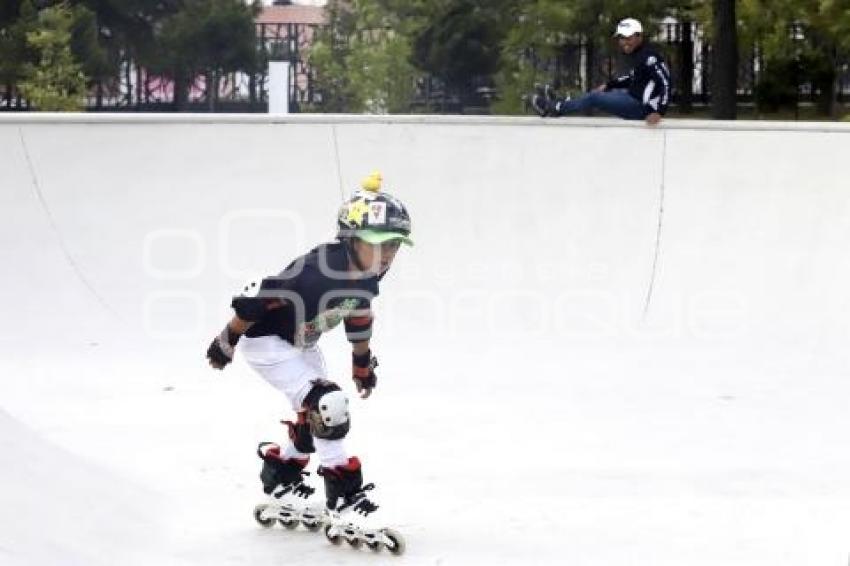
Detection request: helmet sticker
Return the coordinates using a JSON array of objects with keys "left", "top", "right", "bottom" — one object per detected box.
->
[
  {"left": 346, "top": 199, "right": 370, "bottom": 227},
  {"left": 368, "top": 202, "right": 387, "bottom": 225}
]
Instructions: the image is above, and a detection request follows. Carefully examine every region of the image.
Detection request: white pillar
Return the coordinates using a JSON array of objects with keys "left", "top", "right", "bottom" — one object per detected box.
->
[{"left": 268, "top": 61, "right": 291, "bottom": 114}]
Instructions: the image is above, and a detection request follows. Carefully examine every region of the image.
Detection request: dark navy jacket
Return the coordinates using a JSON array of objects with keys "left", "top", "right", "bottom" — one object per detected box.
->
[{"left": 605, "top": 43, "right": 672, "bottom": 115}]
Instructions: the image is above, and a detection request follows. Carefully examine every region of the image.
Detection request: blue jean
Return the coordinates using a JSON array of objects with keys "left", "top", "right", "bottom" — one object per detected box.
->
[{"left": 557, "top": 90, "right": 648, "bottom": 120}]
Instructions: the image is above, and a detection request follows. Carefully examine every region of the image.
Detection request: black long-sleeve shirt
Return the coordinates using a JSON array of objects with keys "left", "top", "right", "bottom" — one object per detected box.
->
[
  {"left": 232, "top": 242, "right": 377, "bottom": 348},
  {"left": 605, "top": 43, "right": 672, "bottom": 115}
]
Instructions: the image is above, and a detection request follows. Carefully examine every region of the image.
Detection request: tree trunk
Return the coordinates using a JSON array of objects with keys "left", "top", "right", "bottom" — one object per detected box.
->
[
  {"left": 584, "top": 35, "right": 595, "bottom": 93},
  {"left": 136, "top": 66, "right": 143, "bottom": 111},
  {"left": 584, "top": 35, "right": 595, "bottom": 116},
  {"left": 173, "top": 66, "right": 187, "bottom": 111},
  {"left": 815, "top": 67, "right": 836, "bottom": 117},
  {"left": 124, "top": 57, "right": 132, "bottom": 106},
  {"left": 830, "top": 67, "right": 839, "bottom": 118},
  {"left": 249, "top": 69, "right": 257, "bottom": 105},
  {"left": 207, "top": 70, "right": 215, "bottom": 112},
  {"left": 711, "top": 0, "right": 738, "bottom": 119},
  {"left": 213, "top": 70, "right": 215, "bottom": 112},
  {"left": 823, "top": 46, "right": 838, "bottom": 118},
  {"left": 679, "top": 21, "right": 694, "bottom": 114}
]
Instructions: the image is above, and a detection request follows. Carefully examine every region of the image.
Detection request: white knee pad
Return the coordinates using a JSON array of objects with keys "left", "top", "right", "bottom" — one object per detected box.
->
[{"left": 304, "top": 381, "right": 350, "bottom": 440}]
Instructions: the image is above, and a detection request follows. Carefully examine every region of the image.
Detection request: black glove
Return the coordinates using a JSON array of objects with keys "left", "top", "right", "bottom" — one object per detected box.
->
[
  {"left": 352, "top": 350, "right": 378, "bottom": 397},
  {"left": 206, "top": 326, "right": 240, "bottom": 369}
]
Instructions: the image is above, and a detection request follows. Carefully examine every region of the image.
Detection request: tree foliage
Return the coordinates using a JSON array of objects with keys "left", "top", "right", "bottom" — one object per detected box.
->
[
  {"left": 150, "top": 0, "right": 259, "bottom": 109},
  {"left": 309, "top": 0, "right": 417, "bottom": 113},
  {"left": 735, "top": 0, "right": 850, "bottom": 115},
  {"left": 1, "top": 1, "right": 38, "bottom": 101},
  {"left": 410, "top": 0, "right": 514, "bottom": 98},
  {"left": 18, "top": 3, "right": 87, "bottom": 111},
  {"left": 1, "top": 0, "right": 259, "bottom": 110}
]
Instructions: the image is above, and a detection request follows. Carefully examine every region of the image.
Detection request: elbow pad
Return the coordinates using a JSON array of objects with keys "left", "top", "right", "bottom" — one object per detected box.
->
[
  {"left": 231, "top": 277, "right": 270, "bottom": 322},
  {"left": 345, "top": 312, "right": 373, "bottom": 343},
  {"left": 231, "top": 296, "right": 267, "bottom": 322}
]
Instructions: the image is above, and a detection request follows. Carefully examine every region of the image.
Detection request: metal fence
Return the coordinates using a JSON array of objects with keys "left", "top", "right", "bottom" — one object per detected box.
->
[
  {"left": 2, "top": 20, "right": 848, "bottom": 113},
  {"left": 0, "top": 21, "right": 319, "bottom": 112}
]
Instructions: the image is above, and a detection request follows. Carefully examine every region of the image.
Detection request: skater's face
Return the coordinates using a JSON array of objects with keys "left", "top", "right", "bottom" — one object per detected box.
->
[
  {"left": 352, "top": 238, "right": 401, "bottom": 276},
  {"left": 618, "top": 33, "right": 642, "bottom": 54}
]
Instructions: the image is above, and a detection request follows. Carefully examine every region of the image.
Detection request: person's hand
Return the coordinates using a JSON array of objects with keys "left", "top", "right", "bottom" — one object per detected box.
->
[
  {"left": 646, "top": 112, "right": 662, "bottom": 126},
  {"left": 593, "top": 84, "right": 607, "bottom": 93},
  {"left": 352, "top": 351, "right": 378, "bottom": 399},
  {"left": 206, "top": 326, "right": 239, "bottom": 369}
]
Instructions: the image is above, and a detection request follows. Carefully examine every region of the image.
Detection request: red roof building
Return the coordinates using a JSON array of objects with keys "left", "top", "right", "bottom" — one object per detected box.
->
[{"left": 256, "top": 4, "right": 327, "bottom": 26}]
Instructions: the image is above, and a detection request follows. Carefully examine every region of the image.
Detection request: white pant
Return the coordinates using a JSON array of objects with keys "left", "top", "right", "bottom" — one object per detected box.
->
[{"left": 240, "top": 335, "right": 349, "bottom": 468}]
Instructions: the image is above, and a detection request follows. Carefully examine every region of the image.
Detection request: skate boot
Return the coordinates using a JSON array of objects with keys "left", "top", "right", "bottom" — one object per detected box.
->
[
  {"left": 318, "top": 457, "right": 405, "bottom": 555},
  {"left": 529, "top": 83, "right": 567, "bottom": 117},
  {"left": 253, "top": 442, "right": 324, "bottom": 531}
]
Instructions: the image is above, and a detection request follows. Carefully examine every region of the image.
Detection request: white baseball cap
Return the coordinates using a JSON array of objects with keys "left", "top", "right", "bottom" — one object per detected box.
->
[{"left": 614, "top": 18, "right": 643, "bottom": 37}]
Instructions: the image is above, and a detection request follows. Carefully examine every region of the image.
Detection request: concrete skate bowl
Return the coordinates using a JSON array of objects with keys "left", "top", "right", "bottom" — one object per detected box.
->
[{"left": 1, "top": 114, "right": 849, "bottom": 565}]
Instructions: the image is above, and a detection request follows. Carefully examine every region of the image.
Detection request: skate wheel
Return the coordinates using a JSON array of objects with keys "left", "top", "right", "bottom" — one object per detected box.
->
[
  {"left": 367, "top": 541, "right": 381, "bottom": 552},
  {"left": 347, "top": 537, "right": 362, "bottom": 549},
  {"left": 301, "top": 520, "right": 321, "bottom": 532},
  {"left": 279, "top": 518, "right": 299, "bottom": 530},
  {"left": 324, "top": 524, "right": 342, "bottom": 545},
  {"left": 382, "top": 528, "right": 406, "bottom": 556},
  {"left": 253, "top": 504, "right": 275, "bottom": 528}
]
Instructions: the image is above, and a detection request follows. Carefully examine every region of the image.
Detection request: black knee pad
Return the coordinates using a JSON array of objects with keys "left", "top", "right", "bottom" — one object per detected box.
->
[{"left": 303, "top": 380, "right": 351, "bottom": 440}]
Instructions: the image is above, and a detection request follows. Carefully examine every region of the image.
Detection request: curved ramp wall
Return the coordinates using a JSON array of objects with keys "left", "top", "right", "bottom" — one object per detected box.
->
[{"left": 0, "top": 115, "right": 847, "bottom": 358}]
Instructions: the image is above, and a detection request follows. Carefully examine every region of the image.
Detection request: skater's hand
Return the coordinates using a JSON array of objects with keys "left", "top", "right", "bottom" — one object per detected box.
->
[
  {"left": 593, "top": 84, "right": 607, "bottom": 93},
  {"left": 352, "top": 350, "right": 378, "bottom": 398},
  {"left": 207, "top": 339, "right": 231, "bottom": 369},
  {"left": 206, "top": 325, "right": 240, "bottom": 370},
  {"left": 645, "top": 112, "right": 662, "bottom": 126}
]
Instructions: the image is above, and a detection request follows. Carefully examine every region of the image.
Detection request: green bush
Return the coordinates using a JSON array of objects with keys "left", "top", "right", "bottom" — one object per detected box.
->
[{"left": 754, "top": 57, "right": 799, "bottom": 113}]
